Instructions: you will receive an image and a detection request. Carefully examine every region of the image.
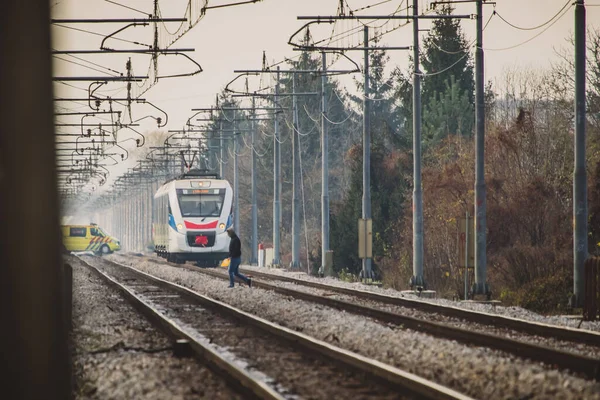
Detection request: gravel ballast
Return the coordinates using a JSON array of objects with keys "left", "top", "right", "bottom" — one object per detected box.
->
[
  {"left": 238, "top": 264, "right": 600, "bottom": 332},
  {"left": 249, "top": 278, "right": 600, "bottom": 359},
  {"left": 69, "top": 255, "right": 242, "bottom": 400},
  {"left": 92, "top": 258, "right": 410, "bottom": 400},
  {"left": 111, "top": 254, "right": 600, "bottom": 400}
]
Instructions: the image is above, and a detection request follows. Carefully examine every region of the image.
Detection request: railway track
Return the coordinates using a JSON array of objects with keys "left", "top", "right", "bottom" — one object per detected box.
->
[
  {"left": 193, "top": 266, "right": 600, "bottom": 380},
  {"left": 81, "top": 256, "right": 472, "bottom": 400},
  {"left": 119, "top": 254, "right": 600, "bottom": 381},
  {"left": 233, "top": 266, "right": 600, "bottom": 346}
]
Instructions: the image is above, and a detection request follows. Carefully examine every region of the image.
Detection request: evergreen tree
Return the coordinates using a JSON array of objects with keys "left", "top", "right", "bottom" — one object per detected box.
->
[
  {"left": 423, "top": 76, "right": 474, "bottom": 143},
  {"left": 421, "top": 5, "right": 475, "bottom": 139},
  {"left": 350, "top": 35, "right": 405, "bottom": 149}
]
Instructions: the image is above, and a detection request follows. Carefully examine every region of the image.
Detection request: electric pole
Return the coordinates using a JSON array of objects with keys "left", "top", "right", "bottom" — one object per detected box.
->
[
  {"left": 291, "top": 72, "right": 301, "bottom": 269},
  {"left": 411, "top": 0, "right": 425, "bottom": 289},
  {"left": 233, "top": 110, "right": 239, "bottom": 233},
  {"left": 273, "top": 67, "right": 281, "bottom": 267},
  {"left": 362, "top": 25, "right": 373, "bottom": 280},
  {"left": 573, "top": 0, "right": 587, "bottom": 307},
  {"left": 250, "top": 95, "right": 258, "bottom": 265},
  {"left": 473, "top": 0, "right": 489, "bottom": 297},
  {"left": 321, "top": 51, "right": 330, "bottom": 276}
]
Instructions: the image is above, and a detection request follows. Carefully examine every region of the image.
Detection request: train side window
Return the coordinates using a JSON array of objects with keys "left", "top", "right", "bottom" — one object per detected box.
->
[{"left": 69, "top": 227, "right": 86, "bottom": 237}]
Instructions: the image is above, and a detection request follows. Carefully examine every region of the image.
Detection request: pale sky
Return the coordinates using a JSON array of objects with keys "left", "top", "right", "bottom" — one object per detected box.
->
[{"left": 52, "top": 0, "right": 600, "bottom": 196}]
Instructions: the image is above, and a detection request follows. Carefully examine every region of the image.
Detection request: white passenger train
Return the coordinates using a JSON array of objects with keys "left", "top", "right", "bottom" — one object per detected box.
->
[{"left": 152, "top": 170, "right": 233, "bottom": 266}]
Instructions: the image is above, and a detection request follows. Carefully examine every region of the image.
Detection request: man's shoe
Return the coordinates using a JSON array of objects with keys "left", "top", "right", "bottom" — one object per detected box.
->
[{"left": 228, "top": 285, "right": 234, "bottom": 288}]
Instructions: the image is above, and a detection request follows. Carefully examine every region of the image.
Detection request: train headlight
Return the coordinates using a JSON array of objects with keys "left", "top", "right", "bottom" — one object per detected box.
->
[
  {"left": 219, "top": 223, "right": 225, "bottom": 230},
  {"left": 176, "top": 223, "right": 183, "bottom": 231}
]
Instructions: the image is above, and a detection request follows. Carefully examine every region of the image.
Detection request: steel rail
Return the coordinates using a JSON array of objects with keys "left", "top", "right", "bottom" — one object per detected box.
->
[
  {"left": 193, "top": 267, "right": 600, "bottom": 380},
  {"left": 78, "top": 258, "right": 284, "bottom": 400},
  {"left": 103, "top": 257, "right": 473, "bottom": 400},
  {"left": 233, "top": 267, "right": 600, "bottom": 347}
]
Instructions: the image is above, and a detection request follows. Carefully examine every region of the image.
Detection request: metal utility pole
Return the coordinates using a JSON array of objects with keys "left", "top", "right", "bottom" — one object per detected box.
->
[
  {"left": 362, "top": 26, "right": 373, "bottom": 280},
  {"left": 273, "top": 67, "right": 281, "bottom": 266},
  {"left": 473, "top": 0, "right": 489, "bottom": 297},
  {"left": 411, "top": 0, "right": 425, "bottom": 289},
  {"left": 321, "top": 52, "right": 330, "bottom": 276},
  {"left": 573, "top": 0, "right": 587, "bottom": 307},
  {"left": 219, "top": 119, "right": 224, "bottom": 178},
  {"left": 250, "top": 96, "right": 258, "bottom": 265},
  {"left": 291, "top": 72, "right": 301, "bottom": 269},
  {"left": 233, "top": 111, "right": 240, "bottom": 233}
]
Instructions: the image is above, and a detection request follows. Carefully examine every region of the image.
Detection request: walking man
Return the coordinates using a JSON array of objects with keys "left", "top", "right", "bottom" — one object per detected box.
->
[{"left": 227, "top": 228, "right": 252, "bottom": 288}]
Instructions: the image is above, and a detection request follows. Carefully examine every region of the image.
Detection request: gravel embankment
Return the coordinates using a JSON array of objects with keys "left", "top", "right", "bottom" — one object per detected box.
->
[
  {"left": 69, "top": 255, "right": 242, "bottom": 400},
  {"left": 110, "top": 254, "right": 600, "bottom": 400},
  {"left": 238, "top": 264, "right": 600, "bottom": 332}
]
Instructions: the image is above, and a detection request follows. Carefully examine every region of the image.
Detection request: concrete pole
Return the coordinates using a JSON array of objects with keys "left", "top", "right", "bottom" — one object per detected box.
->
[
  {"left": 273, "top": 67, "right": 281, "bottom": 266},
  {"left": 410, "top": 0, "right": 425, "bottom": 289},
  {"left": 119, "top": 201, "right": 123, "bottom": 244},
  {"left": 465, "top": 211, "right": 470, "bottom": 300},
  {"left": 291, "top": 72, "right": 301, "bottom": 269},
  {"left": 219, "top": 119, "right": 224, "bottom": 178},
  {"left": 132, "top": 195, "right": 136, "bottom": 251},
  {"left": 251, "top": 96, "right": 258, "bottom": 265},
  {"left": 362, "top": 26, "right": 373, "bottom": 280},
  {"left": 233, "top": 111, "right": 240, "bottom": 234},
  {"left": 573, "top": 0, "right": 587, "bottom": 307},
  {"left": 133, "top": 196, "right": 136, "bottom": 250},
  {"left": 473, "top": 0, "right": 489, "bottom": 296},
  {"left": 321, "top": 52, "right": 330, "bottom": 276},
  {"left": 0, "top": 2, "right": 70, "bottom": 397},
  {"left": 139, "top": 192, "right": 143, "bottom": 251},
  {"left": 127, "top": 197, "right": 131, "bottom": 251}
]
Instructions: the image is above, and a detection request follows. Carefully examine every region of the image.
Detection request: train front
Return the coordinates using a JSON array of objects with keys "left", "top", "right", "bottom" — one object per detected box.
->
[{"left": 171, "top": 179, "right": 232, "bottom": 266}]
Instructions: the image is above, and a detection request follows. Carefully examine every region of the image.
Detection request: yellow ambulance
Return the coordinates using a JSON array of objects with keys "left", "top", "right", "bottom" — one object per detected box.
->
[{"left": 61, "top": 223, "right": 121, "bottom": 255}]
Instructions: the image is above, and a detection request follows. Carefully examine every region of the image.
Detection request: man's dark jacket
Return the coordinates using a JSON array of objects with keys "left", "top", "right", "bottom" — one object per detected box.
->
[{"left": 229, "top": 234, "right": 242, "bottom": 258}]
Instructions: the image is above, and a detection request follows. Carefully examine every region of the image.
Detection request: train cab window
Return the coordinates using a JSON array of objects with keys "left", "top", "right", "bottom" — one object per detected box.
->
[
  {"left": 69, "top": 227, "right": 86, "bottom": 237},
  {"left": 176, "top": 189, "right": 225, "bottom": 217}
]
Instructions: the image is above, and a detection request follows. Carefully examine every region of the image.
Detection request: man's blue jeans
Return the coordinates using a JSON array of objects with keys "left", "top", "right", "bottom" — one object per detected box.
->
[{"left": 228, "top": 257, "right": 249, "bottom": 287}]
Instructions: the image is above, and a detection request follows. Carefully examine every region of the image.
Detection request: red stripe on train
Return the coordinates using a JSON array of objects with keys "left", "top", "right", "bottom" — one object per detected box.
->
[{"left": 184, "top": 220, "right": 218, "bottom": 229}]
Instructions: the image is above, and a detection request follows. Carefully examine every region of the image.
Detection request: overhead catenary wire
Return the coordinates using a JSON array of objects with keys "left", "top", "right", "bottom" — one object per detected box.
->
[
  {"left": 52, "top": 24, "right": 153, "bottom": 48},
  {"left": 322, "top": 109, "right": 355, "bottom": 125},
  {"left": 57, "top": 81, "right": 90, "bottom": 92},
  {"left": 53, "top": 55, "right": 120, "bottom": 77},
  {"left": 60, "top": 51, "right": 124, "bottom": 75},
  {"left": 415, "top": 11, "right": 495, "bottom": 77},
  {"left": 228, "top": 141, "right": 249, "bottom": 158},
  {"left": 303, "top": 103, "right": 321, "bottom": 124},
  {"left": 493, "top": 0, "right": 571, "bottom": 31},
  {"left": 240, "top": 131, "right": 270, "bottom": 157},
  {"left": 283, "top": 115, "right": 319, "bottom": 137},
  {"left": 259, "top": 127, "right": 288, "bottom": 144},
  {"left": 311, "top": 2, "right": 411, "bottom": 48},
  {"left": 104, "top": 0, "right": 150, "bottom": 16},
  {"left": 485, "top": 4, "right": 572, "bottom": 51}
]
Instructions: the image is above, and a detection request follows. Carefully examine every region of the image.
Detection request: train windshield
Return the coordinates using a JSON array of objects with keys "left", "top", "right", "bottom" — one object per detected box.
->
[{"left": 176, "top": 189, "right": 225, "bottom": 218}]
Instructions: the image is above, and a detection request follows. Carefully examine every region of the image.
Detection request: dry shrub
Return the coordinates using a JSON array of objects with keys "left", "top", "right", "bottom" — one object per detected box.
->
[{"left": 382, "top": 102, "right": 577, "bottom": 307}]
